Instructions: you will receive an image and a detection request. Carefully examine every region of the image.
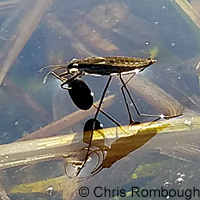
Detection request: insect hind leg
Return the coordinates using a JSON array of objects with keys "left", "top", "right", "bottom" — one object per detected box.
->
[{"left": 119, "top": 74, "right": 162, "bottom": 124}]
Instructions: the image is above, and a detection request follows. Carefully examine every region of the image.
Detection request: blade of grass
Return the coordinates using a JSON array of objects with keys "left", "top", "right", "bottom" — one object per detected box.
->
[
  {"left": 0, "top": 113, "right": 200, "bottom": 170},
  {"left": 174, "top": 0, "right": 200, "bottom": 29},
  {"left": 0, "top": 181, "right": 10, "bottom": 200},
  {"left": 0, "top": 0, "right": 54, "bottom": 86},
  {"left": 172, "top": 0, "right": 200, "bottom": 42},
  {"left": 18, "top": 95, "right": 115, "bottom": 141}
]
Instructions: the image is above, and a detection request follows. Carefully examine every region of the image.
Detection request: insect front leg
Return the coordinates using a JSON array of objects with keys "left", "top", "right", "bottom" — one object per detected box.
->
[{"left": 60, "top": 71, "right": 84, "bottom": 90}]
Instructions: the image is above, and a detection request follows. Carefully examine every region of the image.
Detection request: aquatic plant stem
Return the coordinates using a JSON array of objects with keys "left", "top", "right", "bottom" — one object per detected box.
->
[{"left": 0, "top": 0, "right": 54, "bottom": 86}]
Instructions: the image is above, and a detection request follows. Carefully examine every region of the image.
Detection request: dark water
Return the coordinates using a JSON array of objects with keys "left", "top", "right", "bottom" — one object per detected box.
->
[{"left": 0, "top": 0, "right": 200, "bottom": 199}]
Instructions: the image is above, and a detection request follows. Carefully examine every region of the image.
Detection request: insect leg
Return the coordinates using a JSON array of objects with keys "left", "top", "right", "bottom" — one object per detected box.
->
[
  {"left": 123, "top": 73, "right": 136, "bottom": 85},
  {"left": 93, "top": 104, "right": 121, "bottom": 127},
  {"left": 119, "top": 74, "right": 162, "bottom": 121},
  {"left": 120, "top": 74, "right": 136, "bottom": 124},
  {"left": 51, "top": 71, "right": 66, "bottom": 82},
  {"left": 60, "top": 71, "right": 83, "bottom": 90},
  {"left": 58, "top": 70, "right": 72, "bottom": 78},
  {"left": 77, "top": 75, "right": 112, "bottom": 175},
  {"left": 42, "top": 67, "right": 65, "bottom": 84}
]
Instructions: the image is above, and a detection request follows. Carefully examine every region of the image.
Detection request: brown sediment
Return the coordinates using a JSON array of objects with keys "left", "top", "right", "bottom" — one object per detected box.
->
[
  {"left": 74, "top": 20, "right": 119, "bottom": 52},
  {"left": 45, "top": 14, "right": 97, "bottom": 58}
]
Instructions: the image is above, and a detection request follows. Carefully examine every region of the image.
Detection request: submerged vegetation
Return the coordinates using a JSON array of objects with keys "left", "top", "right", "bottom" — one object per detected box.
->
[{"left": 0, "top": 0, "right": 200, "bottom": 199}]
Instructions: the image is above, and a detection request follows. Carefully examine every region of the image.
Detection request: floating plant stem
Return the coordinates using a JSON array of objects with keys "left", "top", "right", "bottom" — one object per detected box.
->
[{"left": 1, "top": 114, "right": 200, "bottom": 171}]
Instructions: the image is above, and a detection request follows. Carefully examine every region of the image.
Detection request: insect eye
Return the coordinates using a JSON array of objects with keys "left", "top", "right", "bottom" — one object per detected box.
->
[
  {"left": 72, "top": 63, "right": 79, "bottom": 67},
  {"left": 71, "top": 58, "right": 77, "bottom": 62},
  {"left": 69, "top": 68, "right": 79, "bottom": 73}
]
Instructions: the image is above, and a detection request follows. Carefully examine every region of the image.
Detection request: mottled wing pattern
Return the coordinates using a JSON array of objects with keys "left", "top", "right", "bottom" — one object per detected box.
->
[
  {"left": 75, "top": 56, "right": 155, "bottom": 68},
  {"left": 67, "top": 56, "right": 156, "bottom": 75}
]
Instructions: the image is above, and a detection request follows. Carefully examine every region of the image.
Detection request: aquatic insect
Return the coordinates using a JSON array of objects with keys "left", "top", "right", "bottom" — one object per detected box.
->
[
  {"left": 41, "top": 56, "right": 157, "bottom": 116},
  {"left": 40, "top": 56, "right": 161, "bottom": 175}
]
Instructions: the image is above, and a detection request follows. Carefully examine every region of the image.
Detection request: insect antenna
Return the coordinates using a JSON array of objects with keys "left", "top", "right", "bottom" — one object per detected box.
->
[
  {"left": 39, "top": 64, "right": 69, "bottom": 83},
  {"left": 43, "top": 67, "right": 64, "bottom": 84}
]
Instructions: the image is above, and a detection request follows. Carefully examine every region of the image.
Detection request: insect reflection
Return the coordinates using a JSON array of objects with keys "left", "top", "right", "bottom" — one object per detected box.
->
[{"left": 40, "top": 56, "right": 162, "bottom": 176}]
